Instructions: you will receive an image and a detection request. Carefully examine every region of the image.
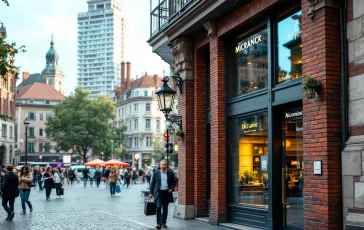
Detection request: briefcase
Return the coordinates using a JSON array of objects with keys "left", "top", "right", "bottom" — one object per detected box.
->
[
  {"left": 144, "top": 199, "right": 156, "bottom": 216},
  {"left": 60, "top": 188, "right": 64, "bottom": 196}
]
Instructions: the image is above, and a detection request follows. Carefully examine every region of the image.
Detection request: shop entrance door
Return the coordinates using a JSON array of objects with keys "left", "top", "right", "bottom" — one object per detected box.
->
[{"left": 282, "top": 119, "right": 303, "bottom": 229}]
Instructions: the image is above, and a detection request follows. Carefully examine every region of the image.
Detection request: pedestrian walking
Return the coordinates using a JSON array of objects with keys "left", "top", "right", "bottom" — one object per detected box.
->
[
  {"left": 1, "top": 165, "right": 19, "bottom": 221},
  {"left": 95, "top": 167, "right": 102, "bottom": 187},
  {"left": 54, "top": 167, "right": 63, "bottom": 199},
  {"left": 82, "top": 167, "right": 89, "bottom": 187},
  {"left": 132, "top": 169, "right": 137, "bottom": 185},
  {"left": 89, "top": 167, "right": 95, "bottom": 186},
  {"left": 108, "top": 167, "right": 118, "bottom": 196},
  {"left": 19, "top": 166, "right": 34, "bottom": 215},
  {"left": 37, "top": 167, "right": 44, "bottom": 191},
  {"left": 31, "top": 167, "right": 38, "bottom": 190},
  {"left": 43, "top": 167, "right": 54, "bottom": 201},
  {"left": 104, "top": 166, "right": 110, "bottom": 188},
  {"left": 67, "top": 167, "right": 75, "bottom": 186},
  {"left": 124, "top": 168, "right": 131, "bottom": 188},
  {"left": 149, "top": 160, "right": 176, "bottom": 229},
  {"left": 0, "top": 170, "right": 3, "bottom": 199}
]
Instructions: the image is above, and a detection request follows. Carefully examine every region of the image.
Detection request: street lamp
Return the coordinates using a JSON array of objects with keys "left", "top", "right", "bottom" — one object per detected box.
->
[
  {"left": 110, "top": 140, "right": 114, "bottom": 159},
  {"left": 39, "top": 155, "right": 42, "bottom": 162},
  {"left": 101, "top": 152, "right": 104, "bottom": 160},
  {"left": 135, "top": 153, "right": 140, "bottom": 169},
  {"left": 23, "top": 118, "right": 30, "bottom": 166},
  {"left": 155, "top": 77, "right": 182, "bottom": 167}
]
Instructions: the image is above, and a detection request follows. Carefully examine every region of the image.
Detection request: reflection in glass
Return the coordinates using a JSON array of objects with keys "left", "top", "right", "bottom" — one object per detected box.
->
[
  {"left": 231, "top": 28, "right": 268, "bottom": 97},
  {"left": 284, "top": 119, "right": 304, "bottom": 227},
  {"left": 277, "top": 11, "right": 302, "bottom": 84},
  {"left": 230, "top": 112, "right": 268, "bottom": 208}
]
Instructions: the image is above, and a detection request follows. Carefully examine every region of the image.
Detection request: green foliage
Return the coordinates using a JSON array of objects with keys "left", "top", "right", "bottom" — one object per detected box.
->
[
  {"left": 92, "top": 125, "right": 128, "bottom": 160},
  {"left": 45, "top": 87, "right": 116, "bottom": 162},
  {"left": 0, "top": 31, "right": 26, "bottom": 80},
  {"left": 174, "top": 129, "right": 183, "bottom": 137},
  {"left": 242, "top": 170, "right": 257, "bottom": 183},
  {"left": 170, "top": 152, "right": 178, "bottom": 166},
  {"left": 151, "top": 138, "right": 165, "bottom": 161},
  {"left": 1, "top": 0, "right": 9, "bottom": 6},
  {"left": 302, "top": 76, "right": 321, "bottom": 90},
  {"left": 0, "top": 114, "right": 13, "bottom": 121}
]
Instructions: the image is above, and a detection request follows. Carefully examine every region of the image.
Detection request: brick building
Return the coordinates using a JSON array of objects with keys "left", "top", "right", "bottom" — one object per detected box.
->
[
  {"left": 147, "top": 0, "right": 363, "bottom": 229},
  {"left": 0, "top": 24, "right": 18, "bottom": 166}
]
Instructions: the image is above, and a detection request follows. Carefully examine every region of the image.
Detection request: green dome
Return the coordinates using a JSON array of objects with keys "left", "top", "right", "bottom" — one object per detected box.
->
[{"left": 46, "top": 39, "right": 58, "bottom": 58}]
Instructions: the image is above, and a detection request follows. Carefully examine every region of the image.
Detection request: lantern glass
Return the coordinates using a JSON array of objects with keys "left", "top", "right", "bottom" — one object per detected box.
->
[
  {"left": 305, "top": 88, "right": 316, "bottom": 99},
  {"left": 155, "top": 77, "right": 177, "bottom": 115},
  {"left": 23, "top": 118, "right": 30, "bottom": 128}
]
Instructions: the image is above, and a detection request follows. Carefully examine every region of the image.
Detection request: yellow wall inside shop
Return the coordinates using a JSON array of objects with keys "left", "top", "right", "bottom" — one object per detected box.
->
[{"left": 239, "top": 142, "right": 253, "bottom": 178}]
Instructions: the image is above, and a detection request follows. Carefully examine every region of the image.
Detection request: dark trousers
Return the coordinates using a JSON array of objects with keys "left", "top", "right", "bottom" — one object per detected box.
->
[
  {"left": 156, "top": 190, "right": 170, "bottom": 225},
  {"left": 2, "top": 196, "right": 15, "bottom": 215},
  {"left": 45, "top": 188, "right": 51, "bottom": 199},
  {"left": 55, "top": 183, "right": 62, "bottom": 196},
  {"left": 38, "top": 178, "right": 43, "bottom": 190},
  {"left": 96, "top": 178, "right": 101, "bottom": 187},
  {"left": 109, "top": 182, "right": 116, "bottom": 195}
]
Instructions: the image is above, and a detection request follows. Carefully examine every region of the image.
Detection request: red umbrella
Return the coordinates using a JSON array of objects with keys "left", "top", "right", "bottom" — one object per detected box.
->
[
  {"left": 104, "top": 159, "right": 130, "bottom": 167},
  {"left": 84, "top": 159, "right": 105, "bottom": 166}
]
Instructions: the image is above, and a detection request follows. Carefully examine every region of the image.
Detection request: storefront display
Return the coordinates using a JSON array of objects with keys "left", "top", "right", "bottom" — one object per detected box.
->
[{"left": 230, "top": 112, "right": 268, "bottom": 207}]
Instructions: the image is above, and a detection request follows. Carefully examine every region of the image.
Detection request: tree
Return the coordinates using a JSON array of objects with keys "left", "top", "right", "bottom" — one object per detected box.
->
[
  {"left": 1, "top": 0, "right": 9, "bottom": 6},
  {"left": 92, "top": 125, "right": 128, "bottom": 160},
  {"left": 46, "top": 87, "right": 115, "bottom": 163},
  {"left": 170, "top": 152, "right": 178, "bottom": 166},
  {"left": 151, "top": 138, "right": 165, "bottom": 162}
]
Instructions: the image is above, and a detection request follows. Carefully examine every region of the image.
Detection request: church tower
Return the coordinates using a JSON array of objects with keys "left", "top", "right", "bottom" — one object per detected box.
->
[{"left": 41, "top": 34, "right": 64, "bottom": 95}]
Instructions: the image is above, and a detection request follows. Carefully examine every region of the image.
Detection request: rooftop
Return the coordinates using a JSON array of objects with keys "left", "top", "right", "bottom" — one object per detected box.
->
[{"left": 16, "top": 83, "right": 66, "bottom": 101}]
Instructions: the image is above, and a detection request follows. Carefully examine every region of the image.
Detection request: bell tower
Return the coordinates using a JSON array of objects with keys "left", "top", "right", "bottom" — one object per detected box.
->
[{"left": 41, "top": 34, "right": 64, "bottom": 95}]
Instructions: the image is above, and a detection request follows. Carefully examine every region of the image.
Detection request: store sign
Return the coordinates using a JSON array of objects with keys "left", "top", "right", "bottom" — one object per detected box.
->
[
  {"left": 63, "top": 155, "right": 71, "bottom": 163},
  {"left": 235, "top": 35, "right": 262, "bottom": 53},
  {"left": 143, "top": 155, "right": 150, "bottom": 160},
  {"left": 241, "top": 122, "right": 258, "bottom": 133},
  {"left": 285, "top": 110, "right": 302, "bottom": 119},
  {"left": 313, "top": 160, "right": 322, "bottom": 175}
]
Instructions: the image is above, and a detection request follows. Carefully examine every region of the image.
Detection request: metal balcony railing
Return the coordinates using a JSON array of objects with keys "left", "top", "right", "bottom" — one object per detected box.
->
[{"left": 150, "top": 0, "right": 200, "bottom": 37}]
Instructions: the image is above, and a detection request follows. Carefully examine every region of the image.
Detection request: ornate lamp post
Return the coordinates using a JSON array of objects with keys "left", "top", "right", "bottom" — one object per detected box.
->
[
  {"left": 23, "top": 118, "right": 30, "bottom": 166},
  {"left": 155, "top": 77, "right": 182, "bottom": 167},
  {"left": 39, "top": 155, "right": 42, "bottom": 162},
  {"left": 135, "top": 153, "right": 140, "bottom": 169}
]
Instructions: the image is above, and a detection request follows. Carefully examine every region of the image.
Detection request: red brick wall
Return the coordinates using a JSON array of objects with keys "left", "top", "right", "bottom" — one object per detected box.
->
[
  {"left": 177, "top": 79, "right": 195, "bottom": 205},
  {"left": 209, "top": 36, "right": 226, "bottom": 225},
  {"left": 194, "top": 49, "right": 207, "bottom": 217},
  {"left": 301, "top": 1, "right": 342, "bottom": 229}
]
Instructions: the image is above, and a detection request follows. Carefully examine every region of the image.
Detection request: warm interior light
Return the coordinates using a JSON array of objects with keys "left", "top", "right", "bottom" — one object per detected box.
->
[
  {"left": 291, "top": 161, "right": 297, "bottom": 165},
  {"left": 286, "top": 140, "right": 291, "bottom": 148},
  {"left": 247, "top": 62, "right": 252, "bottom": 65}
]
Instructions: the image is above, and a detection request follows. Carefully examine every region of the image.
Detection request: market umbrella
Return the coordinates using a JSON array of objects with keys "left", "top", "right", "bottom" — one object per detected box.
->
[
  {"left": 84, "top": 159, "right": 105, "bottom": 166},
  {"left": 104, "top": 159, "right": 130, "bottom": 167}
]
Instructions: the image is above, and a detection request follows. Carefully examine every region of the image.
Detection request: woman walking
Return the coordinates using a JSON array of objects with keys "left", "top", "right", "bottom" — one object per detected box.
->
[
  {"left": 67, "top": 167, "right": 75, "bottom": 186},
  {"left": 43, "top": 167, "right": 54, "bottom": 200},
  {"left": 54, "top": 167, "right": 63, "bottom": 199},
  {"left": 108, "top": 167, "right": 118, "bottom": 196},
  {"left": 37, "top": 167, "right": 44, "bottom": 191},
  {"left": 95, "top": 167, "right": 102, "bottom": 188},
  {"left": 19, "top": 166, "right": 33, "bottom": 215}
]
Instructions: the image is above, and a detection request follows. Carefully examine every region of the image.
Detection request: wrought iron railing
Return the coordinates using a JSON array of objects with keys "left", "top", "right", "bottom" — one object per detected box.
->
[{"left": 150, "top": 0, "right": 200, "bottom": 37}]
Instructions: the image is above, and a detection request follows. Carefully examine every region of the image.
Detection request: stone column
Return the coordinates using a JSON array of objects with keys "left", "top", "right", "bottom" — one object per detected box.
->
[
  {"left": 302, "top": 0, "right": 342, "bottom": 229},
  {"left": 170, "top": 37, "right": 195, "bottom": 220},
  {"left": 209, "top": 35, "right": 226, "bottom": 225},
  {"left": 343, "top": 0, "right": 364, "bottom": 228}
]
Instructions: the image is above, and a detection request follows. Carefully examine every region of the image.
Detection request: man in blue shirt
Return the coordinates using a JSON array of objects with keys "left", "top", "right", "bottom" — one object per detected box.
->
[
  {"left": 149, "top": 160, "right": 176, "bottom": 229},
  {"left": 89, "top": 167, "right": 96, "bottom": 186}
]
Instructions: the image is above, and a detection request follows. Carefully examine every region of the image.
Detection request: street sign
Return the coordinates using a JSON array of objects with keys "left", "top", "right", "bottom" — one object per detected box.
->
[{"left": 63, "top": 155, "right": 71, "bottom": 163}]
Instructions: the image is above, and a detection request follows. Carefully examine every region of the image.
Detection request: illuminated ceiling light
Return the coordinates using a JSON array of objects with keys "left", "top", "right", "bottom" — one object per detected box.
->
[{"left": 247, "top": 62, "right": 252, "bottom": 65}]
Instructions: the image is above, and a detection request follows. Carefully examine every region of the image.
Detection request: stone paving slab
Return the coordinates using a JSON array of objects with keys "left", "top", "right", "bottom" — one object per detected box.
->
[{"left": 0, "top": 182, "right": 229, "bottom": 230}]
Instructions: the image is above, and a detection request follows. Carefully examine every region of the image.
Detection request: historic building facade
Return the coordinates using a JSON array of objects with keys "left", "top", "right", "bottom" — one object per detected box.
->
[
  {"left": 110, "top": 62, "right": 177, "bottom": 167},
  {"left": 0, "top": 24, "right": 18, "bottom": 167},
  {"left": 147, "top": 0, "right": 361, "bottom": 229},
  {"left": 15, "top": 36, "right": 68, "bottom": 165}
]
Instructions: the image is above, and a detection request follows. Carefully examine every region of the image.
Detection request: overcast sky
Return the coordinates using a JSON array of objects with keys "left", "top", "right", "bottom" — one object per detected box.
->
[{"left": 0, "top": 0, "right": 169, "bottom": 95}]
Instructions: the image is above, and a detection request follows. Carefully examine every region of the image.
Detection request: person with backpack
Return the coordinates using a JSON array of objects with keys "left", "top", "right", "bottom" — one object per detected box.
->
[
  {"left": 123, "top": 168, "right": 131, "bottom": 188},
  {"left": 67, "top": 167, "right": 76, "bottom": 186}
]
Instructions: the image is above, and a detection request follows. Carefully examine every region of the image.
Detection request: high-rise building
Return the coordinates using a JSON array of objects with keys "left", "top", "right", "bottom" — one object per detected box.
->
[{"left": 77, "top": 0, "right": 129, "bottom": 100}]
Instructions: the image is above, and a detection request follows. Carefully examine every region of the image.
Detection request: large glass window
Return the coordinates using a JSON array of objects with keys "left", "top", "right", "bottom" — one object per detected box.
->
[
  {"left": 229, "top": 112, "right": 268, "bottom": 208},
  {"left": 277, "top": 11, "right": 302, "bottom": 84},
  {"left": 230, "top": 28, "right": 268, "bottom": 97}
]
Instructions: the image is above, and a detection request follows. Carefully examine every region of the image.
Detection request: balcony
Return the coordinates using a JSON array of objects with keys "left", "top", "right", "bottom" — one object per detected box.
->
[{"left": 150, "top": 0, "right": 200, "bottom": 37}]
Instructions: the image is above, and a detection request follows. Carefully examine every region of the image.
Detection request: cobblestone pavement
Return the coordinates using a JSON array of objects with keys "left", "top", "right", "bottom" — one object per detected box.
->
[{"left": 0, "top": 180, "right": 229, "bottom": 230}]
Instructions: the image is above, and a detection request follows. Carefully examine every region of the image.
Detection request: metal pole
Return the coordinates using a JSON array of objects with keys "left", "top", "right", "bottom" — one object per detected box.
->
[
  {"left": 25, "top": 127, "right": 28, "bottom": 166},
  {"left": 166, "top": 115, "right": 169, "bottom": 167},
  {"left": 111, "top": 140, "right": 114, "bottom": 159}
]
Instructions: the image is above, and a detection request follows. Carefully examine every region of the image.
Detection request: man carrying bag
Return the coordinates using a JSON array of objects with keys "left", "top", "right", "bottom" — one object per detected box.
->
[{"left": 149, "top": 160, "right": 176, "bottom": 229}]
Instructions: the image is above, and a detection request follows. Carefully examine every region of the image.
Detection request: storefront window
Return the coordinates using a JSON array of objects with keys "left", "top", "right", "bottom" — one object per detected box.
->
[
  {"left": 277, "top": 11, "right": 302, "bottom": 84},
  {"left": 229, "top": 112, "right": 268, "bottom": 208},
  {"left": 230, "top": 28, "right": 268, "bottom": 97}
]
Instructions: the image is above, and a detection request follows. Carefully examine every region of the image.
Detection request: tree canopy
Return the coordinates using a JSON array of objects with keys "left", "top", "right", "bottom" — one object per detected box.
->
[
  {"left": 46, "top": 87, "right": 116, "bottom": 163},
  {"left": 151, "top": 138, "right": 165, "bottom": 162}
]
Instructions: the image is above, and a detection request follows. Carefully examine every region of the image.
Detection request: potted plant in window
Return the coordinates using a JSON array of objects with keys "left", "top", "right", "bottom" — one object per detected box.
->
[
  {"left": 174, "top": 129, "right": 184, "bottom": 142},
  {"left": 243, "top": 170, "right": 257, "bottom": 184},
  {"left": 302, "top": 76, "right": 321, "bottom": 99}
]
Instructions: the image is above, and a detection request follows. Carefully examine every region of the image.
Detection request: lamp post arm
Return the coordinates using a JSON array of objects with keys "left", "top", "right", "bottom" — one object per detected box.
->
[{"left": 168, "top": 116, "right": 182, "bottom": 130}]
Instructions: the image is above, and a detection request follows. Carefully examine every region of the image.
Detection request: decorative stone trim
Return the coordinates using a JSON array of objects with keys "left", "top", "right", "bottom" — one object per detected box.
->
[
  {"left": 170, "top": 37, "right": 193, "bottom": 80},
  {"left": 307, "top": 0, "right": 341, "bottom": 20},
  {"left": 203, "top": 21, "right": 216, "bottom": 39}
]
